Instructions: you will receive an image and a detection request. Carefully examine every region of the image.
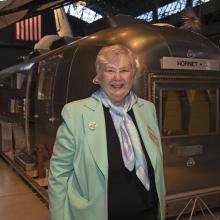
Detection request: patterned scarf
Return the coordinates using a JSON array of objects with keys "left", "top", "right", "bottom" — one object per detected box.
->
[{"left": 92, "top": 89, "right": 150, "bottom": 190}]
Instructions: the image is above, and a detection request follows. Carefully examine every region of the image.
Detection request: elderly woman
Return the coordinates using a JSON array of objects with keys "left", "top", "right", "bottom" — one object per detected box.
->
[{"left": 48, "top": 44, "right": 166, "bottom": 220}]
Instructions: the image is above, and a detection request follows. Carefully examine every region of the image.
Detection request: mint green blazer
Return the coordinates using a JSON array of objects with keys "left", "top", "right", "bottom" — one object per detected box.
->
[{"left": 49, "top": 97, "right": 166, "bottom": 220}]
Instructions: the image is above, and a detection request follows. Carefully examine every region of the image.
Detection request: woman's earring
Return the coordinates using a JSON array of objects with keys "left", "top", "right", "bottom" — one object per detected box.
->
[{"left": 93, "top": 77, "right": 100, "bottom": 84}]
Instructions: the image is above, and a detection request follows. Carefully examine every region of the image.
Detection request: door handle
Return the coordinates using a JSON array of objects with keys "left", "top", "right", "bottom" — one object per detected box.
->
[{"left": 48, "top": 117, "right": 56, "bottom": 123}]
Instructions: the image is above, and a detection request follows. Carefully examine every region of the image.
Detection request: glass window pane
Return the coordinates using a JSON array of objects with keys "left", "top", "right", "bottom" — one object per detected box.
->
[
  {"left": 16, "top": 73, "right": 26, "bottom": 89},
  {"left": 37, "top": 58, "right": 59, "bottom": 100},
  {"left": 136, "top": 11, "right": 153, "bottom": 22},
  {"left": 193, "top": 0, "right": 210, "bottom": 7},
  {"left": 64, "top": 4, "right": 102, "bottom": 23},
  {"left": 161, "top": 89, "right": 217, "bottom": 136},
  {"left": 158, "top": 0, "right": 187, "bottom": 19}
]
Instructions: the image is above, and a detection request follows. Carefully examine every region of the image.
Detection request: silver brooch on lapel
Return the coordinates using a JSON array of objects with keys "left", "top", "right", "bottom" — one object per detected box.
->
[{"left": 88, "top": 121, "right": 97, "bottom": 130}]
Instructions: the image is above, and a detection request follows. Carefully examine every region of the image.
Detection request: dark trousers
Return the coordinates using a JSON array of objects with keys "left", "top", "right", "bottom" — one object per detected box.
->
[{"left": 108, "top": 205, "right": 158, "bottom": 220}]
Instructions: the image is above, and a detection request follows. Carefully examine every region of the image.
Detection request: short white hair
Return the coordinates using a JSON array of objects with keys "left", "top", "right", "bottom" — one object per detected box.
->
[{"left": 95, "top": 44, "right": 137, "bottom": 75}]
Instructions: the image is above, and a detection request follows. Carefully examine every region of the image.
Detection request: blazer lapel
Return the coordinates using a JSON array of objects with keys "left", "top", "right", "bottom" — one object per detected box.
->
[
  {"left": 82, "top": 97, "right": 158, "bottom": 178},
  {"left": 132, "top": 99, "right": 158, "bottom": 170},
  {"left": 82, "top": 98, "right": 108, "bottom": 179}
]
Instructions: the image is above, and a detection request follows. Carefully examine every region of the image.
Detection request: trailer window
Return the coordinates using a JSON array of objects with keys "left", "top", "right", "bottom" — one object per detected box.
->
[
  {"left": 0, "top": 75, "right": 13, "bottom": 88},
  {"left": 15, "top": 73, "right": 26, "bottom": 89},
  {"left": 0, "top": 73, "right": 26, "bottom": 89},
  {"left": 37, "top": 58, "right": 59, "bottom": 100},
  {"left": 161, "top": 89, "right": 217, "bottom": 136}
]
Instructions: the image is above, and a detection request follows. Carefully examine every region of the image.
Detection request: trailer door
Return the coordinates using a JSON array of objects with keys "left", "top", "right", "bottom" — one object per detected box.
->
[{"left": 35, "top": 54, "right": 61, "bottom": 145}]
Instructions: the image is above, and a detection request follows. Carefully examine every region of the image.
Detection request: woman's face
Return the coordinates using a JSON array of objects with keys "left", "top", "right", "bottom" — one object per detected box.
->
[{"left": 99, "top": 54, "right": 135, "bottom": 104}]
